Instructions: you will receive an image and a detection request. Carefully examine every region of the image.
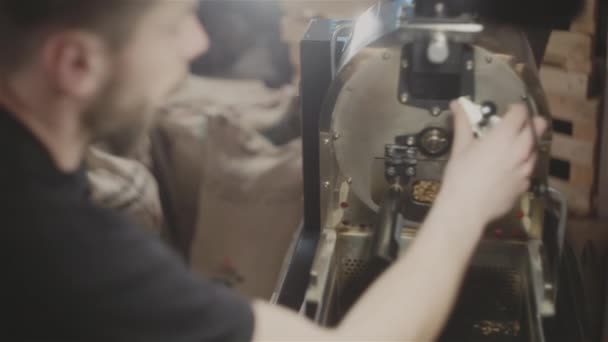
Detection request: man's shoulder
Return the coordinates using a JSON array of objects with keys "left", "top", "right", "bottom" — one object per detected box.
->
[
  {"left": 2, "top": 193, "right": 135, "bottom": 244},
  {"left": 1, "top": 193, "right": 256, "bottom": 342}
]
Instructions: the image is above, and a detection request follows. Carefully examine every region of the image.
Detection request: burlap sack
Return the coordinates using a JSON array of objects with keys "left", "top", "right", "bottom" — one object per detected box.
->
[
  {"left": 151, "top": 103, "right": 210, "bottom": 258},
  {"left": 151, "top": 75, "right": 300, "bottom": 255},
  {"left": 168, "top": 76, "right": 297, "bottom": 133},
  {"left": 191, "top": 114, "right": 303, "bottom": 300},
  {"left": 86, "top": 147, "right": 164, "bottom": 235}
]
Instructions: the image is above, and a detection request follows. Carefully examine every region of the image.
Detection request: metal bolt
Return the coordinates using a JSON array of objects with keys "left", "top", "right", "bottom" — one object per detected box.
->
[
  {"left": 400, "top": 93, "right": 409, "bottom": 103},
  {"left": 399, "top": 8, "right": 408, "bottom": 20},
  {"left": 406, "top": 136, "right": 416, "bottom": 146},
  {"left": 406, "top": 167, "right": 416, "bottom": 177},
  {"left": 466, "top": 60, "right": 474, "bottom": 70},
  {"left": 383, "top": 51, "right": 392, "bottom": 60},
  {"left": 485, "top": 56, "right": 493, "bottom": 64},
  {"left": 406, "top": 148, "right": 417, "bottom": 158},
  {"left": 346, "top": 177, "right": 353, "bottom": 185},
  {"left": 435, "top": 2, "right": 445, "bottom": 15},
  {"left": 521, "top": 94, "right": 529, "bottom": 101},
  {"left": 401, "top": 59, "right": 409, "bottom": 69},
  {"left": 323, "top": 181, "right": 331, "bottom": 189},
  {"left": 431, "top": 107, "right": 441, "bottom": 116},
  {"left": 333, "top": 132, "right": 342, "bottom": 140},
  {"left": 310, "top": 270, "right": 318, "bottom": 285},
  {"left": 428, "top": 32, "right": 449, "bottom": 64},
  {"left": 323, "top": 138, "right": 330, "bottom": 145},
  {"left": 387, "top": 167, "right": 397, "bottom": 177}
]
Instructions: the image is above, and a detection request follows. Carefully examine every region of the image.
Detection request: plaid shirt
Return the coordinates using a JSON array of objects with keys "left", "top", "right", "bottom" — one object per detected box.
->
[{"left": 86, "top": 147, "right": 164, "bottom": 235}]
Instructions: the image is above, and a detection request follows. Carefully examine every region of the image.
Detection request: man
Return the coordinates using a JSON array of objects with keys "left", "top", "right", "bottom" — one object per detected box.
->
[
  {"left": 0, "top": 1, "right": 547, "bottom": 341},
  {"left": 191, "top": 0, "right": 294, "bottom": 89}
]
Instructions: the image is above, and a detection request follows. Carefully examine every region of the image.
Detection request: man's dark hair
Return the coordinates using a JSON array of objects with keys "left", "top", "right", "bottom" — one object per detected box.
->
[{"left": 0, "top": 0, "right": 152, "bottom": 74}]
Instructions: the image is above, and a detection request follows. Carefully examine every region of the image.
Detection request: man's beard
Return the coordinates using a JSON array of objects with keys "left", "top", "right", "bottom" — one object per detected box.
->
[
  {"left": 82, "top": 80, "right": 154, "bottom": 157},
  {"left": 81, "top": 73, "right": 188, "bottom": 157},
  {"left": 95, "top": 116, "right": 152, "bottom": 157}
]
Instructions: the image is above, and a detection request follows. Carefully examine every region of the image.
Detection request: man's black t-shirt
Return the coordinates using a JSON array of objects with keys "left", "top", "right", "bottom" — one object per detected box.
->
[{"left": 0, "top": 109, "right": 255, "bottom": 342}]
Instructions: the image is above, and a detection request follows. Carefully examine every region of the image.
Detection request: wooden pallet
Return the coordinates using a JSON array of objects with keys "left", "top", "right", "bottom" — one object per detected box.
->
[
  {"left": 549, "top": 178, "right": 594, "bottom": 216},
  {"left": 549, "top": 133, "right": 595, "bottom": 183},
  {"left": 543, "top": 0, "right": 604, "bottom": 217},
  {"left": 540, "top": 65, "right": 590, "bottom": 98},
  {"left": 570, "top": 0, "right": 598, "bottom": 36},
  {"left": 548, "top": 135, "right": 596, "bottom": 216},
  {"left": 547, "top": 94, "right": 600, "bottom": 140},
  {"left": 598, "top": 43, "right": 608, "bottom": 219},
  {"left": 544, "top": 95, "right": 599, "bottom": 216},
  {"left": 544, "top": 31, "right": 593, "bottom": 73},
  {"left": 541, "top": 68, "right": 596, "bottom": 213}
]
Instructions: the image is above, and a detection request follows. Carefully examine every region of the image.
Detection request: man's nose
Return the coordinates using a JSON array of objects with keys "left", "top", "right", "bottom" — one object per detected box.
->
[{"left": 183, "top": 17, "right": 210, "bottom": 62}]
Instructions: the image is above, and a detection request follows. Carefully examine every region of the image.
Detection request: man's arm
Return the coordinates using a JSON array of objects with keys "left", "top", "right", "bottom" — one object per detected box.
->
[
  {"left": 253, "top": 198, "right": 484, "bottom": 341},
  {"left": 8, "top": 201, "right": 255, "bottom": 342},
  {"left": 253, "top": 103, "right": 547, "bottom": 341}
]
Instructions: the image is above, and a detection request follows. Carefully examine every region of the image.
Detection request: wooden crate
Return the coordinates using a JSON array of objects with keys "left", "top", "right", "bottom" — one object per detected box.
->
[
  {"left": 571, "top": 0, "right": 598, "bottom": 36},
  {"left": 598, "top": 45, "right": 608, "bottom": 219},
  {"left": 541, "top": 62, "right": 599, "bottom": 215},
  {"left": 550, "top": 132, "right": 595, "bottom": 180},
  {"left": 544, "top": 94, "right": 600, "bottom": 216},
  {"left": 540, "top": 65, "right": 590, "bottom": 98},
  {"left": 544, "top": 31, "right": 593, "bottom": 73},
  {"left": 549, "top": 178, "right": 594, "bottom": 216},
  {"left": 548, "top": 145, "right": 595, "bottom": 216},
  {"left": 538, "top": 0, "right": 602, "bottom": 216},
  {"left": 547, "top": 94, "right": 600, "bottom": 140}
]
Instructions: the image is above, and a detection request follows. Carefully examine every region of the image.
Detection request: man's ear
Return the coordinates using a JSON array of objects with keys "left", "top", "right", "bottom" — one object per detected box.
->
[{"left": 41, "top": 31, "right": 111, "bottom": 100}]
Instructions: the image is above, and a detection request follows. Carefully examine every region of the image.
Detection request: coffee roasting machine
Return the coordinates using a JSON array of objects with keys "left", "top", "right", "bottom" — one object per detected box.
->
[{"left": 273, "top": 1, "right": 570, "bottom": 340}]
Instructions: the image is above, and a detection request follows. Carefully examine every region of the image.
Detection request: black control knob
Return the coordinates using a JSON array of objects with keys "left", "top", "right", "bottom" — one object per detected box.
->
[{"left": 481, "top": 101, "right": 498, "bottom": 119}]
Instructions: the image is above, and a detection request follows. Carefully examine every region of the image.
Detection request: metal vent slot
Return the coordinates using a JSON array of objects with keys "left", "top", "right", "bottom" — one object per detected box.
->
[
  {"left": 341, "top": 258, "right": 366, "bottom": 281},
  {"left": 335, "top": 232, "right": 373, "bottom": 290},
  {"left": 322, "top": 232, "right": 534, "bottom": 341}
]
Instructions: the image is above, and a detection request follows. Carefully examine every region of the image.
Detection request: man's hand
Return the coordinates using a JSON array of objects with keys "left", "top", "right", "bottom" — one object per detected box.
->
[{"left": 438, "top": 101, "right": 548, "bottom": 226}]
